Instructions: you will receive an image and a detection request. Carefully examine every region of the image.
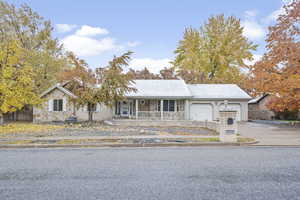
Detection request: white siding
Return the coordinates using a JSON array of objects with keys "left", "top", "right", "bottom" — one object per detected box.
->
[
  {"left": 48, "top": 99, "right": 53, "bottom": 111},
  {"left": 63, "top": 97, "right": 67, "bottom": 111}
]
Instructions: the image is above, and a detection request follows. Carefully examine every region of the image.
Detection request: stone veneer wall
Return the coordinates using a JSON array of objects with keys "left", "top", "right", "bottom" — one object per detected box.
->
[
  {"left": 33, "top": 89, "right": 73, "bottom": 122},
  {"left": 219, "top": 111, "right": 238, "bottom": 142},
  {"left": 33, "top": 88, "right": 113, "bottom": 123}
]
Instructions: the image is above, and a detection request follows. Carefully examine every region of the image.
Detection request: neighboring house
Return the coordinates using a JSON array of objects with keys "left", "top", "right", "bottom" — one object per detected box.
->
[
  {"left": 3, "top": 105, "right": 33, "bottom": 122},
  {"left": 248, "top": 94, "right": 275, "bottom": 120},
  {"left": 33, "top": 79, "right": 251, "bottom": 123}
]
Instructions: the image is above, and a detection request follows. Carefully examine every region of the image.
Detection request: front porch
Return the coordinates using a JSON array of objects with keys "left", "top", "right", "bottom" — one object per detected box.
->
[{"left": 114, "top": 99, "right": 186, "bottom": 120}]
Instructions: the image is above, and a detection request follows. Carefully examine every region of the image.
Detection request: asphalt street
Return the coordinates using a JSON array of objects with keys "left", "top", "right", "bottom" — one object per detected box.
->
[{"left": 0, "top": 147, "right": 300, "bottom": 200}]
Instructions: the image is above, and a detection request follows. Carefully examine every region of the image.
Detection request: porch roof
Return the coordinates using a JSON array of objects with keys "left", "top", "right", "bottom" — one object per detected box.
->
[{"left": 126, "top": 80, "right": 192, "bottom": 99}]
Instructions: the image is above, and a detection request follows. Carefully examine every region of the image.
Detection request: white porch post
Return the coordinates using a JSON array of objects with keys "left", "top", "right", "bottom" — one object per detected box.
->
[
  {"left": 184, "top": 99, "right": 189, "bottom": 120},
  {"left": 135, "top": 99, "right": 138, "bottom": 119},
  {"left": 174, "top": 100, "right": 177, "bottom": 112},
  {"left": 160, "top": 99, "right": 163, "bottom": 120}
]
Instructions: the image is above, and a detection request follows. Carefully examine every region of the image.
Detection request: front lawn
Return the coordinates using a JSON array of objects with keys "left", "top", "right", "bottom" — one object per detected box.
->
[{"left": 0, "top": 122, "right": 64, "bottom": 135}]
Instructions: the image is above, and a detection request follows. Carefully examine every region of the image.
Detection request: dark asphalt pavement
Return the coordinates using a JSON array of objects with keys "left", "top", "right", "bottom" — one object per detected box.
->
[{"left": 0, "top": 147, "right": 300, "bottom": 200}]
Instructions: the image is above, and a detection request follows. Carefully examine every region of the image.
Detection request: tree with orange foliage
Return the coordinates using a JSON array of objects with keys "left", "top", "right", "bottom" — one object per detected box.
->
[
  {"left": 127, "top": 67, "right": 160, "bottom": 79},
  {"left": 248, "top": 0, "right": 300, "bottom": 112},
  {"left": 59, "top": 52, "right": 136, "bottom": 121},
  {"left": 58, "top": 53, "right": 97, "bottom": 121},
  {"left": 159, "top": 67, "right": 177, "bottom": 80}
]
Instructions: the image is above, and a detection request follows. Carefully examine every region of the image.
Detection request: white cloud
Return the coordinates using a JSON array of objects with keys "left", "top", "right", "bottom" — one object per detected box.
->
[
  {"left": 241, "top": 10, "right": 266, "bottom": 41},
  {"left": 244, "top": 54, "right": 262, "bottom": 66},
  {"left": 241, "top": 20, "right": 266, "bottom": 41},
  {"left": 126, "top": 41, "right": 141, "bottom": 47},
  {"left": 245, "top": 10, "right": 258, "bottom": 18},
  {"left": 61, "top": 35, "right": 120, "bottom": 56},
  {"left": 129, "top": 58, "right": 172, "bottom": 74},
  {"left": 75, "top": 25, "right": 109, "bottom": 36},
  {"left": 59, "top": 24, "right": 139, "bottom": 58},
  {"left": 56, "top": 24, "right": 77, "bottom": 33},
  {"left": 264, "top": 8, "right": 285, "bottom": 23}
]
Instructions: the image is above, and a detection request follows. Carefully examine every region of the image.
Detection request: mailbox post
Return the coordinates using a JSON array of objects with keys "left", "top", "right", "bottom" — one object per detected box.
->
[{"left": 219, "top": 110, "right": 238, "bottom": 142}]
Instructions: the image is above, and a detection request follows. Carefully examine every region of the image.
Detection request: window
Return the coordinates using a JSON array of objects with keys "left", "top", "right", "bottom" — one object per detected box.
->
[
  {"left": 53, "top": 99, "right": 63, "bottom": 111},
  {"left": 88, "top": 103, "right": 97, "bottom": 112},
  {"left": 162, "top": 100, "right": 175, "bottom": 112},
  {"left": 169, "top": 100, "right": 175, "bottom": 111}
]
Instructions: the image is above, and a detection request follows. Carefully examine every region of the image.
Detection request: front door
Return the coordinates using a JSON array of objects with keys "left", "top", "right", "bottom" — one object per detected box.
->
[{"left": 121, "top": 101, "right": 129, "bottom": 117}]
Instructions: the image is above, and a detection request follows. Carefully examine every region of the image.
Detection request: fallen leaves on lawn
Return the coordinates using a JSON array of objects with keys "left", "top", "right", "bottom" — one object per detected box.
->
[{"left": 0, "top": 123, "right": 64, "bottom": 135}]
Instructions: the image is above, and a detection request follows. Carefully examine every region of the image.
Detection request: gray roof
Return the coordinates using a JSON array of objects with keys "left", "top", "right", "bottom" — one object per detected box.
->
[
  {"left": 126, "top": 80, "right": 192, "bottom": 98},
  {"left": 41, "top": 80, "right": 251, "bottom": 100},
  {"left": 248, "top": 94, "right": 268, "bottom": 104},
  {"left": 40, "top": 83, "right": 78, "bottom": 99},
  {"left": 187, "top": 84, "right": 252, "bottom": 100}
]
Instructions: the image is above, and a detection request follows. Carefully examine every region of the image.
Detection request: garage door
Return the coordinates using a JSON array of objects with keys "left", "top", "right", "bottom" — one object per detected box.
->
[
  {"left": 190, "top": 104, "right": 213, "bottom": 121},
  {"left": 219, "top": 103, "right": 241, "bottom": 121}
]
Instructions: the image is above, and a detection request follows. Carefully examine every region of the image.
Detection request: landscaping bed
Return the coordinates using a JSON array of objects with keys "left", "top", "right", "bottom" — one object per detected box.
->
[
  {"left": 0, "top": 136, "right": 256, "bottom": 147},
  {"left": 0, "top": 122, "right": 216, "bottom": 138},
  {"left": 0, "top": 122, "right": 255, "bottom": 148}
]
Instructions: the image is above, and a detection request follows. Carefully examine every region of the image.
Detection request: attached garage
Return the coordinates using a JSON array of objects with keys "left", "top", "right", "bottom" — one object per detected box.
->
[
  {"left": 219, "top": 103, "right": 241, "bottom": 121},
  {"left": 190, "top": 103, "right": 213, "bottom": 121}
]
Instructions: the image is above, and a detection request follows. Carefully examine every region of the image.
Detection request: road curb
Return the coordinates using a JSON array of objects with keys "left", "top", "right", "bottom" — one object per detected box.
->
[{"left": 0, "top": 140, "right": 259, "bottom": 149}]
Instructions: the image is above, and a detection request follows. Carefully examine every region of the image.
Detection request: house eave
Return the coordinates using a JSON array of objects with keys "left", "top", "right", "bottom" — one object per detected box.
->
[
  {"left": 126, "top": 96, "right": 193, "bottom": 99},
  {"left": 40, "top": 84, "right": 78, "bottom": 99},
  {"left": 190, "top": 97, "right": 252, "bottom": 101}
]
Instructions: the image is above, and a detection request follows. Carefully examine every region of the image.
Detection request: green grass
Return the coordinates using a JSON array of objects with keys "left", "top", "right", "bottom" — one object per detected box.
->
[
  {"left": 237, "top": 137, "right": 255, "bottom": 143},
  {"left": 189, "top": 137, "right": 220, "bottom": 142}
]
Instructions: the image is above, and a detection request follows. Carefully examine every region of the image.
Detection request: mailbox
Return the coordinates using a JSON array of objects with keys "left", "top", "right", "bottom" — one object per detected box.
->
[
  {"left": 219, "top": 111, "right": 238, "bottom": 142},
  {"left": 227, "top": 118, "right": 234, "bottom": 125}
]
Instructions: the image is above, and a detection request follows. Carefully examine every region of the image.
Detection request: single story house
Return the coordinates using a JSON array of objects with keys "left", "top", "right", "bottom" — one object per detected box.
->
[
  {"left": 33, "top": 80, "right": 252, "bottom": 123},
  {"left": 249, "top": 94, "right": 300, "bottom": 120},
  {"left": 248, "top": 94, "right": 276, "bottom": 120}
]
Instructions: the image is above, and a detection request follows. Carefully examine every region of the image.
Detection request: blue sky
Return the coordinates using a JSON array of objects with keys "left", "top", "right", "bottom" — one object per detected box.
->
[{"left": 7, "top": 0, "right": 287, "bottom": 72}]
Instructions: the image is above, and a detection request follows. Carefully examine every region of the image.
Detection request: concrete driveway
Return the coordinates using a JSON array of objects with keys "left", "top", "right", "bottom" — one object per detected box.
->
[{"left": 240, "top": 122, "right": 300, "bottom": 145}]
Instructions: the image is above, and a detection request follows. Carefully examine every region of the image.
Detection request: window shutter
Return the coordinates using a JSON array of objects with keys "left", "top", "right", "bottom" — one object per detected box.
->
[
  {"left": 48, "top": 99, "right": 53, "bottom": 111},
  {"left": 63, "top": 97, "right": 67, "bottom": 111}
]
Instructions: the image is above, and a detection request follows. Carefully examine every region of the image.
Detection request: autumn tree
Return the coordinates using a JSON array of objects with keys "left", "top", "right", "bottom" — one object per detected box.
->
[
  {"left": 0, "top": 1, "right": 67, "bottom": 93},
  {"left": 0, "top": 40, "right": 41, "bottom": 124},
  {"left": 127, "top": 67, "right": 160, "bottom": 79},
  {"left": 159, "top": 67, "right": 177, "bottom": 79},
  {"left": 96, "top": 51, "right": 136, "bottom": 108},
  {"left": 59, "top": 53, "right": 97, "bottom": 121},
  {"left": 173, "top": 15, "right": 257, "bottom": 84},
  {"left": 60, "top": 52, "right": 136, "bottom": 121},
  {"left": 248, "top": 0, "right": 300, "bottom": 112}
]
